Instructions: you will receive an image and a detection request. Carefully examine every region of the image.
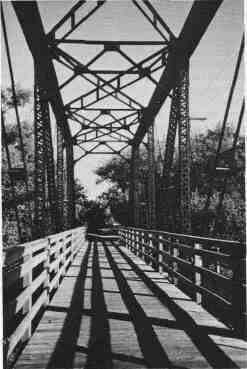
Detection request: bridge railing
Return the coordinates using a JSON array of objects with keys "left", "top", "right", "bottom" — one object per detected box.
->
[
  {"left": 3, "top": 226, "right": 86, "bottom": 363},
  {"left": 119, "top": 226, "right": 246, "bottom": 337}
]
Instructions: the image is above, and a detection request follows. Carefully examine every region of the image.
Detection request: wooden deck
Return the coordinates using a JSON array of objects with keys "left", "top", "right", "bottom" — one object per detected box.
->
[{"left": 13, "top": 238, "right": 247, "bottom": 369}]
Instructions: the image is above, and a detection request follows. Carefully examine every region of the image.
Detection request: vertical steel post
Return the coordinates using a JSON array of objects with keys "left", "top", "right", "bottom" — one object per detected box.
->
[
  {"left": 147, "top": 122, "right": 156, "bottom": 228},
  {"left": 34, "top": 66, "right": 58, "bottom": 237},
  {"left": 57, "top": 124, "right": 64, "bottom": 230},
  {"left": 131, "top": 145, "right": 140, "bottom": 226},
  {"left": 162, "top": 85, "right": 179, "bottom": 230},
  {"left": 43, "top": 95, "right": 58, "bottom": 233},
  {"left": 33, "top": 70, "right": 46, "bottom": 238},
  {"left": 65, "top": 141, "right": 75, "bottom": 228},
  {"left": 178, "top": 61, "right": 191, "bottom": 233}
]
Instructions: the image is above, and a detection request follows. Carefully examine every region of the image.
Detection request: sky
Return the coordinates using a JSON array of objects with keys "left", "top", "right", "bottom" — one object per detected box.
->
[{"left": 2, "top": 0, "right": 244, "bottom": 199}]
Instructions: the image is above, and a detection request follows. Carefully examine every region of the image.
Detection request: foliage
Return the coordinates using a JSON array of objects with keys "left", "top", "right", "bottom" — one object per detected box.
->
[
  {"left": 95, "top": 124, "right": 245, "bottom": 241},
  {"left": 97, "top": 186, "right": 130, "bottom": 225},
  {"left": 1, "top": 86, "right": 31, "bottom": 112},
  {"left": 95, "top": 156, "right": 131, "bottom": 192},
  {"left": 2, "top": 86, "right": 88, "bottom": 246}
]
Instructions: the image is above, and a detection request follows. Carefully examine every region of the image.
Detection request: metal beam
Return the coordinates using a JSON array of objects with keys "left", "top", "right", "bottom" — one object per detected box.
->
[
  {"left": 12, "top": 1, "right": 71, "bottom": 142},
  {"left": 178, "top": 63, "right": 191, "bottom": 233},
  {"left": 161, "top": 84, "right": 179, "bottom": 230},
  {"left": 147, "top": 122, "right": 156, "bottom": 228},
  {"left": 65, "top": 142, "right": 75, "bottom": 228},
  {"left": 131, "top": 146, "right": 140, "bottom": 226},
  {"left": 57, "top": 125, "right": 64, "bottom": 230},
  {"left": 55, "top": 38, "right": 167, "bottom": 46},
  {"left": 48, "top": 1, "right": 105, "bottom": 41},
  {"left": 133, "top": 0, "right": 223, "bottom": 147},
  {"left": 33, "top": 69, "right": 46, "bottom": 238}
]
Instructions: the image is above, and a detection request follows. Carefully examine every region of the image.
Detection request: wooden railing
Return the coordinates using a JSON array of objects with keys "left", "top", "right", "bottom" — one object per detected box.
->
[
  {"left": 3, "top": 226, "right": 86, "bottom": 363},
  {"left": 119, "top": 226, "right": 246, "bottom": 337}
]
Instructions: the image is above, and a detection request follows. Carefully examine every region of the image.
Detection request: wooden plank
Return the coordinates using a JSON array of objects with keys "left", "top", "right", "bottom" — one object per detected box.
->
[{"left": 13, "top": 239, "right": 246, "bottom": 369}]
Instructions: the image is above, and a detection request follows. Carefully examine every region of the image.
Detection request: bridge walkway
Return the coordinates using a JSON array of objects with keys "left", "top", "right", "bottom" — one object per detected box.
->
[{"left": 13, "top": 238, "right": 247, "bottom": 369}]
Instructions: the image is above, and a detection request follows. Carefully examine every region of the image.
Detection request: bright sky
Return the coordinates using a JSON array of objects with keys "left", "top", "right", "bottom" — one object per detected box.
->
[{"left": 2, "top": 0, "right": 244, "bottom": 199}]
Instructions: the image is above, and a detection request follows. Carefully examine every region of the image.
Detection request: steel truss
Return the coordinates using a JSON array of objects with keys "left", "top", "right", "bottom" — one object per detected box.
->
[
  {"left": 57, "top": 125, "right": 64, "bottom": 230},
  {"left": 133, "top": 1, "right": 223, "bottom": 147},
  {"left": 177, "top": 62, "right": 191, "bottom": 233},
  {"left": 162, "top": 84, "right": 179, "bottom": 230},
  {"left": 10, "top": 0, "right": 224, "bottom": 238},
  {"left": 34, "top": 67, "right": 58, "bottom": 237},
  {"left": 147, "top": 122, "right": 156, "bottom": 228},
  {"left": 130, "top": 146, "right": 140, "bottom": 226},
  {"left": 45, "top": 0, "right": 172, "bottom": 163}
]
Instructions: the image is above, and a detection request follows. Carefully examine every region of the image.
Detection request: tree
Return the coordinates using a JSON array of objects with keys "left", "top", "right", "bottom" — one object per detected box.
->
[
  {"left": 1, "top": 85, "right": 31, "bottom": 112},
  {"left": 2, "top": 86, "right": 88, "bottom": 245},
  {"left": 95, "top": 124, "right": 245, "bottom": 241},
  {"left": 74, "top": 179, "right": 88, "bottom": 225},
  {"left": 97, "top": 186, "right": 130, "bottom": 225},
  {"left": 2, "top": 86, "right": 33, "bottom": 246},
  {"left": 95, "top": 156, "right": 131, "bottom": 192}
]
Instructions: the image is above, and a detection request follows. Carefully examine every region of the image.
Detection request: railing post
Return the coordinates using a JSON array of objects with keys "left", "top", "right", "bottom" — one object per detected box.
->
[
  {"left": 232, "top": 252, "right": 246, "bottom": 338},
  {"left": 21, "top": 247, "right": 32, "bottom": 342},
  {"left": 216, "top": 247, "right": 221, "bottom": 274},
  {"left": 128, "top": 229, "right": 131, "bottom": 250},
  {"left": 61, "top": 236, "right": 66, "bottom": 277},
  {"left": 152, "top": 233, "right": 159, "bottom": 271},
  {"left": 44, "top": 238, "right": 51, "bottom": 306},
  {"left": 194, "top": 243, "right": 203, "bottom": 304},
  {"left": 144, "top": 232, "right": 149, "bottom": 264},
  {"left": 130, "top": 230, "right": 134, "bottom": 252},
  {"left": 127, "top": 230, "right": 130, "bottom": 249},
  {"left": 133, "top": 230, "right": 137, "bottom": 254},
  {"left": 138, "top": 231, "right": 143, "bottom": 258},
  {"left": 158, "top": 235, "right": 163, "bottom": 273},
  {"left": 172, "top": 238, "right": 178, "bottom": 286},
  {"left": 57, "top": 238, "right": 62, "bottom": 289},
  {"left": 135, "top": 230, "right": 139, "bottom": 256}
]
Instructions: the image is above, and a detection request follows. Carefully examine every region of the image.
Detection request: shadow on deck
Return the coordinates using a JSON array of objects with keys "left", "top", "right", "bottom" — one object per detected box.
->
[{"left": 13, "top": 237, "right": 247, "bottom": 369}]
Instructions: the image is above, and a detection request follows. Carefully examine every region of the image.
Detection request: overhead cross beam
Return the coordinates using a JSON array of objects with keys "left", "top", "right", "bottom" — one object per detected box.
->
[
  {"left": 55, "top": 45, "right": 168, "bottom": 112},
  {"left": 132, "top": 0, "right": 175, "bottom": 41},
  {"left": 54, "top": 46, "right": 145, "bottom": 110},
  {"left": 56, "top": 39, "right": 168, "bottom": 46},
  {"left": 47, "top": 0, "right": 105, "bottom": 42},
  {"left": 133, "top": 0, "right": 223, "bottom": 147}
]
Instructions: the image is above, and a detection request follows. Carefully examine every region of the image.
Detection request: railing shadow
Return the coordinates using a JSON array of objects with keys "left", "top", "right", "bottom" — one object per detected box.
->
[
  {"left": 45, "top": 236, "right": 190, "bottom": 369},
  {"left": 116, "top": 243, "right": 243, "bottom": 369},
  {"left": 23, "top": 234, "right": 244, "bottom": 369},
  {"left": 46, "top": 244, "right": 91, "bottom": 368}
]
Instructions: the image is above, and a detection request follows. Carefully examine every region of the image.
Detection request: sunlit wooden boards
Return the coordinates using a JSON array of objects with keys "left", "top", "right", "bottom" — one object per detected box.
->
[{"left": 14, "top": 240, "right": 247, "bottom": 369}]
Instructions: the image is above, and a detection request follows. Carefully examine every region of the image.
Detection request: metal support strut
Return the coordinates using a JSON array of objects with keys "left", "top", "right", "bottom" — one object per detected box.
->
[
  {"left": 65, "top": 141, "right": 75, "bottom": 228},
  {"left": 34, "top": 70, "right": 46, "bottom": 238},
  {"left": 178, "top": 61, "right": 191, "bottom": 233},
  {"left": 147, "top": 122, "right": 156, "bottom": 228},
  {"left": 162, "top": 84, "right": 179, "bottom": 230},
  {"left": 57, "top": 124, "right": 64, "bottom": 230},
  {"left": 34, "top": 66, "right": 58, "bottom": 237},
  {"left": 131, "top": 145, "right": 140, "bottom": 227}
]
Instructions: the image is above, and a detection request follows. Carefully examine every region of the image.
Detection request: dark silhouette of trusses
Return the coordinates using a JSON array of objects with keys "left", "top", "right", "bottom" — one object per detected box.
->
[
  {"left": 12, "top": 1, "right": 222, "bottom": 160},
  {"left": 4, "top": 0, "right": 241, "bottom": 237}
]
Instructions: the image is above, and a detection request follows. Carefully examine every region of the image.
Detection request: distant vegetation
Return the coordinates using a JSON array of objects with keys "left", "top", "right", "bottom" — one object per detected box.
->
[
  {"left": 95, "top": 124, "right": 245, "bottom": 242},
  {"left": 2, "top": 86, "right": 87, "bottom": 247}
]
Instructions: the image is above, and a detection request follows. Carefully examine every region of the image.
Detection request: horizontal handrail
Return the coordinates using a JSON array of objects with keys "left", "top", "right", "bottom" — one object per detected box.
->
[
  {"left": 3, "top": 226, "right": 86, "bottom": 362},
  {"left": 121, "top": 226, "right": 243, "bottom": 253},
  {"left": 119, "top": 226, "right": 246, "bottom": 338}
]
